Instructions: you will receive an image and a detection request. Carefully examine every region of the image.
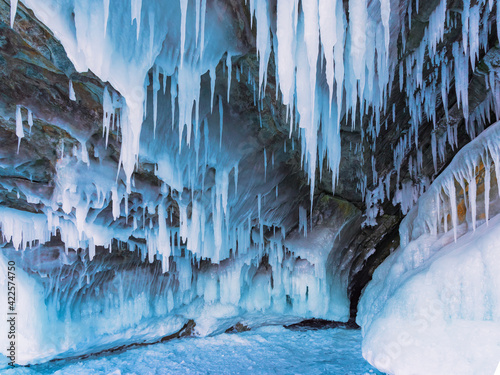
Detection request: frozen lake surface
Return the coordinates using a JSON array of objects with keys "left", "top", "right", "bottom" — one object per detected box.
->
[{"left": 1, "top": 326, "right": 381, "bottom": 374}]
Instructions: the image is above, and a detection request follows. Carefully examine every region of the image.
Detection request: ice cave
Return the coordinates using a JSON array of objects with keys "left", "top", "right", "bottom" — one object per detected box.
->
[{"left": 0, "top": 0, "right": 499, "bottom": 373}]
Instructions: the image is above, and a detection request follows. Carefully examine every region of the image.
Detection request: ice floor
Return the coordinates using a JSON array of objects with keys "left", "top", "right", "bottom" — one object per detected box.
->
[{"left": 1, "top": 326, "right": 381, "bottom": 375}]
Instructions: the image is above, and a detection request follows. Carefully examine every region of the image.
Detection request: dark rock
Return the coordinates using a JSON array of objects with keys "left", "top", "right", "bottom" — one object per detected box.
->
[
  {"left": 225, "top": 322, "right": 251, "bottom": 333},
  {"left": 284, "top": 318, "right": 359, "bottom": 331}
]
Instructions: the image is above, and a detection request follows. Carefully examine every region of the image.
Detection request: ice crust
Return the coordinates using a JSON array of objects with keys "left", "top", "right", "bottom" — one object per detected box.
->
[{"left": 357, "top": 121, "right": 500, "bottom": 375}]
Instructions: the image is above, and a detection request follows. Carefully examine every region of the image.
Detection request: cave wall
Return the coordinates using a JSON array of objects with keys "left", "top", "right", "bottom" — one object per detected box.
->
[{"left": 0, "top": 0, "right": 499, "bottom": 359}]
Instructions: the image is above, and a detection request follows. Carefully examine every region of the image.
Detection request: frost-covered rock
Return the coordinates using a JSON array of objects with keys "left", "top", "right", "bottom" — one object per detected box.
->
[{"left": 357, "top": 121, "right": 500, "bottom": 375}]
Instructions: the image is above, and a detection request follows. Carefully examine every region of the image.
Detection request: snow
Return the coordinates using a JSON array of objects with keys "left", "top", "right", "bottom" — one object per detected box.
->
[
  {"left": 357, "top": 121, "right": 500, "bottom": 375},
  {"left": 358, "top": 213, "right": 500, "bottom": 375},
  {"left": 0, "top": 327, "right": 380, "bottom": 375}
]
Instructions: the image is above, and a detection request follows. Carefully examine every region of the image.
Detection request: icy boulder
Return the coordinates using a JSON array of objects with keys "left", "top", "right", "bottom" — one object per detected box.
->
[{"left": 357, "top": 121, "right": 500, "bottom": 375}]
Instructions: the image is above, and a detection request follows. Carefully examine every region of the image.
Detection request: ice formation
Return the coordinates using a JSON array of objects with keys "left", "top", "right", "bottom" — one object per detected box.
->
[
  {"left": 0, "top": 326, "right": 380, "bottom": 374},
  {"left": 8, "top": 0, "right": 497, "bottom": 272},
  {"left": 0, "top": 205, "right": 360, "bottom": 363},
  {"left": 357, "top": 121, "right": 500, "bottom": 375},
  {"left": 1, "top": 0, "right": 500, "bottom": 368}
]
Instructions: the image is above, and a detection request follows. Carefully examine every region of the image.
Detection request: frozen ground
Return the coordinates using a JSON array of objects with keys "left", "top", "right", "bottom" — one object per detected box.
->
[{"left": 0, "top": 326, "right": 380, "bottom": 375}]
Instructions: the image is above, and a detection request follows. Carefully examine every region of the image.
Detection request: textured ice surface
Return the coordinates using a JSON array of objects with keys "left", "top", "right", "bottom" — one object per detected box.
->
[
  {"left": 0, "top": 327, "right": 381, "bottom": 375},
  {"left": 358, "top": 216, "right": 500, "bottom": 375},
  {"left": 3, "top": 0, "right": 500, "bottom": 372},
  {"left": 357, "top": 122, "right": 500, "bottom": 375},
  {"left": 0, "top": 203, "right": 359, "bottom": 364}
]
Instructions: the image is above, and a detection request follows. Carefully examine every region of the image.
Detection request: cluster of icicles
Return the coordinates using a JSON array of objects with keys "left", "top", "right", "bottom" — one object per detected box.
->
[
  {"left": 3, "top": 0, "right": 500, "bottom": 271},
  {"left": 400, "top": 120, "right": 500, "bottom": 248}
]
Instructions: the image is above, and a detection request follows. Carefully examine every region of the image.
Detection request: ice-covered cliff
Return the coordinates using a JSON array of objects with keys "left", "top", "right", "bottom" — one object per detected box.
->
[
  {"left": 0, "top": 0, "right": 499, "bottom": 371},
  {"left": 357, "top": 120, "right": 500, "bottom": 375}
]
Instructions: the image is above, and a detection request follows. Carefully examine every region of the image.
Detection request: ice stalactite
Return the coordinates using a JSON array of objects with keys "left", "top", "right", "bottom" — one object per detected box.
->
[
  {"left": 27, "top": 108, "right": 33, "bottom": 132},
  {"left": 3, "top": 0, "right": 500, "bottom": 358},
  {"left": 0, "top": 207, "right": 50, "bottom": 251},
  {"left": 3, "top": 1, "right": 500, "bottom": 370},
  {"left": 9, "top": 0, "right": 18, "bottom": 28},
  {"left": 16, "top": 0, "right": 500, "bottom": 229},
  {"left": 15, "top": 104, "right": 23, "bottom": 152},
  {"left": 69, "top": 80, "right": 76, "bottom": 101},
  {"left": 0, "top": 208, "right": 356, "bottom": 364},
  {"left": 364, "top": 0, "right": 500, "bottom": 226},
  {"left": 398, "top": 120, "right": 500, "bottom": 247}
]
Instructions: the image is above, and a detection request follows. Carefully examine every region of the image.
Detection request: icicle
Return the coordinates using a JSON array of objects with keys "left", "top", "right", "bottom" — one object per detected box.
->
[
  {"left": 131, "top": 0, "right": 142, "bottom": 39},
  {"left": 10, "top": 0, "right": 18, "bottom": 28},
  {"left": 448, "top": 180, "right": 458, "bottom": 241},
  {"left": 219, "top": 96, "right": 223, "bottom": 147},
  {"left": 302, "top": 0, "right": 319, "bottom": 122},
  {"left": 277, "top": 0, "right": 296, "bottom": 107},
  {"left": 69, "top": 80, "right": 76, "bottom": 101},
  {"left": 380, "top": 0, "right": 391, "bottom": 59},
  {"left": 319, "top": 0, "right": 337, "bottom": 112},
  {"left": 462, "top": 0, "right": 470, "bottom": 53},
  {"left": 468, "top": 5, "right": 480, "bottom": 70},
  {"left": 227, "top": 52, "right": 232, "bottom": 102},
  {"left": 334, "top": 4, "right": 345, "bottom": 127},
  {"left": 103, "top": 0, "right": 110, "bottom": 36},
  {"left": 209, "top": 67, "right": 216, "bottom": 113},
  {"left": 195, "top": 0, "right": 201, "bottom": 47},
  {"left": 88, "top": 238, "right": 95, "bottom": 260},
  {"left": 170, "top": 74, "right": 177, "bottom": 127},
  {"left": 255, "top": 0, "right": 271, "bottom": 96},
  {"left": 179, "top": 0, "right": 188, "bottom": 67},
  {"left": 111, "top": 186, "right": 120, "bottom": 220},
  {"left": 152, "top": 66, "right": 160, "bottom": 136},
  {"left": 27, "top": 109, "right": 33, "bottom": 132},
  {"left": 497, "top": 0, "right": 500, "bottom": 43},
  {"left": 102, "top": 87, "right": 113, "bottom": 147},
  {"left": 263, "top": 148, "right": 267, "bottom": 181},
  {"left": 234, "top": 163, "right": 238, "bottom": 195},
  {"left": 81, "top": 140, "right": 89, "bottom": 165},
  {"left": 16, "top": 105, "right": 23, "bottom": 153},
  {"left": 200, "top": 0, "right": 207, "bottom": 59},
  {"left": 349, "top": 0, "right": 367, "bottom": 82},
  {"left": 484, "top": 158, "right": 491, "bottom": 225},
  {"left": 453, "top": 42, "right": 469, "bottom": 122}
]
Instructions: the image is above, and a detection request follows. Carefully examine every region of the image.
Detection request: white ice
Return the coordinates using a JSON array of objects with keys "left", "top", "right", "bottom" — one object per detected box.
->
[
  {"left": 357, "top": 121, "right": 500, "bottom": 375},
  {"left": 0, "top": 326, "right": 381, "bottom": 375}
]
